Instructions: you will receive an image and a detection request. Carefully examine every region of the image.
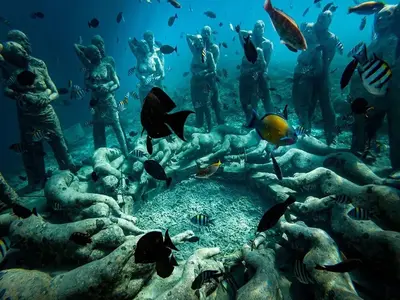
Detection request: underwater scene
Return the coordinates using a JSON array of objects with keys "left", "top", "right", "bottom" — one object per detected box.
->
[{"left": 1, "top": 0, "right": 400, "bottom": 299}]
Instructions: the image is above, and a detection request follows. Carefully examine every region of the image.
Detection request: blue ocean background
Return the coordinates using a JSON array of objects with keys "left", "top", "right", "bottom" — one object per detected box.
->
[{"left": 0, "top": 0, "right": 397, "bottom": 173}]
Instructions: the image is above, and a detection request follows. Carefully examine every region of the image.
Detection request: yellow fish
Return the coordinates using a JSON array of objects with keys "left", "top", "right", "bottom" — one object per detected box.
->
[
  {"left": 201, "top": 48, "right": 207, "bottom": 63},
  {"left": 195, "top": 160, "right": 222, "bottom": 178},
  {"left": 0, "top": 236, "right": 11, "bottom": 264}
]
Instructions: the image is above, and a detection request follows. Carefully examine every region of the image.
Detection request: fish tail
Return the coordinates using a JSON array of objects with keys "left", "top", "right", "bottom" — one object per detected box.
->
[
  {"left": 209, "top": 219, "right": 215, "bottom": 225},
  {"left": 32, "top": 208, "right": 38, "bottom": 216},
  {"left": 175, "top": 46, "right": 178, "bottom": 53},
  {"left": 166, "top": 177, "right": 172, "bottom": 187},
  {"left": 315, "top": 264, "right": 326, "bottom": 270},
  {"left": 164, "top": 229, "right": 179, "bottom": 251},
  {"left": 164, "top": 110, "right": 194, "bottom": 141},
  {"left": 247, "top": 109, "right": 258, "bottom": 128},
  {"left": 354, "top": 43, "right": 367, "bottom": 62},
  {"left": 264, "top": 0, "right": 272, "bottom": 12},
  {"left": 175, "top": 13, "right": 178, "bottom": 18},
  {"left": 347, "top": 7, "right": 353, "bottom": 14}
]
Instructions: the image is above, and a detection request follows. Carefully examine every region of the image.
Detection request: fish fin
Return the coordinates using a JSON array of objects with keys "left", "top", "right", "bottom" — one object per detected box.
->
[
  {"left": 340, "top": 59, "right": 358, "bottom": 90},
  {"left": 247, "top": 109, "right": 258, "bottom": 128},
  {"left": 164, "top": 110, "right": 194, "bottom": 141},
  {"left": 164, "top": 229, "right": 179, "bottom": 251},
  {"left": 166, "top": 177, "right": 172, "bottom": 187},
  {"left": 175, "top": 46, "right": 178, "bottom": 53},
  {"left": 264, "top": 0, "right": 272, "bottom": 12},
  {"left": 209, "top": 219, "right": 215, "bottom": 225},
  {"left": 283, "top": 104, "right": 288, "bottom": 119},
  {"left": 146, "top": 135, "right": 153, "bottom": 154},
  {"left": 150, "top": 87, "right": 176, "bottom": 113},
  {"left": 354, "top": 43, "right": 367, "bottom": 63},
  {"left": 170, "top": 254, "right": 179, "bottom": 266},
  {"left": 315, "top": 264, "right": 326, "bottom": 270},
  {"left": 282, "top": 42, "right": 298, "bottom": 52},
  {"left": 32, "top": 208, "right": 38, "bottom": 216}
]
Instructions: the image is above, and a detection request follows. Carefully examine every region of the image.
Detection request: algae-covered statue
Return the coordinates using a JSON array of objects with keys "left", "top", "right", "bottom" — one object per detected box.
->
[
  {"left": 84, "top": 45, "right": 129, "bottom": 156},
  {"left": 0, "top": 32, "right": 78, "bottom": 189},
  {"left": 143, "top": 30, "right": 164, "bottom": 69},
  {"left": 128, "top": 37, "right": 164, "bottom": 104},
  {"left": 237, "top": 20, "right": 273, "bottom": 124},
  {"left": 292, "top": 11, "right": 338, "bottom": 145}
]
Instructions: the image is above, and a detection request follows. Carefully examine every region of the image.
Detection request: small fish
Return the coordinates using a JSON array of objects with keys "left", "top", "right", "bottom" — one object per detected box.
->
[
  {"left": 348, "top": 1, "right": 385, "bottom": 15},
  {"left": 91, "top": 171, "right": 99, "bottom": 182},
  {"left": 52, "top": 201, "right": 63, "bottom": 211},
  {"left": 18, "top": 175, "right": 27, "bottom": 181},
  {"left": 332, "top": 194, "right": 352, "bottom": 204},
  {"left": 315, "top": 259, "right": 362, "bottom": 273},
  {"left": 257, "top": 195, "right": 296, "bottom": 232},
  {"left": 222, "top": 69, "right": 228, "bottom": 78},
  {"left": 129, "top": 131, "right": 138, "bottom": 137},
  {"left": 32, "top": 129, "right": 47, "bottom": 142},
  {"left": 204, "top": 11, "right": 217, "bottom": 18},
  {"left": 201, "top": 48, "right": 207, "bottom": 63},
  {"left": 348, "top": 207, "right": 370, "bottom": 220},
  {"left": 128, "top": 67, "right": 136, "bottom": 76},
  {"left": 221, "top": 42, "right": 228, "bottom": 48},
  {"left": 360, "top": 16, "right": 367, "bottom": 31},
  {"left": 229, "top": 23, "right": 234, "bottom": 31},
  {"left": 57, "top": 88, "right": 69, "bottom": 95},
  {"left": 187, "top": 236, "right": 200, "bottom": 243},
  {"left": 303, "top": 7, "right": 310, "bottom": 16},
  {"left": 88, "top": 18, "right": 100, "bottom": 28},
  {"left": 131, "top": 149, "right": 147, "bottom": 158},
  {"left": 336, "top": 41, "right": 344, "bottom": 55},
  {"left": 69, "top": 232, "right": 92, "bottom": 246},
  {"left": 191, "top": 270, "right": 223, "bottom": 290},
  {"left": 118, "top": 93, "right": 129, "bottom": 112},
  {"left": 189, "top": 4, "right": 193, "bottom": 12},
  {"left": 167, "top": 0, "right": 181, "bottom": 9},
  {"left": 195, "top": 160, "right": 222, "bottom": 179},
  {"left": 235, "top": 24, "right": 241, "bottom": 33},
  {"left": 294, "top": 259, "right": 314, "bottom": 284},
  {"left": 191, "top": 213, "right": 214, "bottom": 226},
  {"left": 168, "top": 14, "right": 178, "bottom": 27},
  {"left": 116, "top": 12, "right": 124, "bottom": 24},
  {"left": 17, "top": 70, "right": 36, "bottom": 86},
  {"left": 12, "top": 204, "right": 38, "bottom": 219},
  {"left": 70, "top": 85, "right": 87, "bottom": 100},
  {"left": 330, "top": 67, "right": 338, "bottom": 74},
  {"left": 271, "top": 153, "right": 282, "bottom": 180},
  {"left": 160, "top": 45, "right": 177, "bottom": 54},
  {"left": 232, "top": 36, "right": 236, "bottom": 41},
  {"left": 83, "top": 120, "right": 94, "bottom": 127},
  {"left": 9, "top": 143, "right": 27, "bottom": 153},
  {"left": 30, "top": 12, "right": 45, "bottom": 19},
  {"left": 347, "top": 41, "right": 364, "bottom": 58},
  {"left": 0, "top": 237, "right": 11, "bottom": 264},
  {"left": 183, "top": 71, "right": 190, "bottom": 77},
  {"left": 243, "top": 35, "right": 257, "bottom": 64},
  {"left": 0, "top": 16, "right": 11, "bottom": 27},
  {"left": 144, "top": 159, "right": 172, "bottom": 187}
]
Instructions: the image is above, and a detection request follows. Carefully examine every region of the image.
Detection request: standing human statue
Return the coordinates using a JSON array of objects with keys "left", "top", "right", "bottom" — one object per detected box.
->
[
  {"left": 292, "top": 11, "right": 339, "bottom": 145},
  {"left": 73, "top": 35, "right": 115, "bottom": 69},
  {"left": 143, "top": 30, "right": 164, "bottom": 69},
  {"left": 83, "top": 45, "right": 128, "bottom": 156},
  {"left": 238, "top": 20, "right": 274, "bottom": 124},
  {"left": 128, "top": 37, "right": 164, "bottom": 105},
  {"left": 0, "top": 32, "right": 79, "bottom": 190}
]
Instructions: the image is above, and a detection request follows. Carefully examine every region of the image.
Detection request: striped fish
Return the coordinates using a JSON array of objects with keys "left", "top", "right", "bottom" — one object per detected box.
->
[
  {"left": 52, "top": 201, "right": 63, "bottom": 211},
  {"left": 3, "top": 74, "right": 16, "bottom": 87},
  {"left": 201, "top": 47, "right": 207, "bottom": 63},
  {"left": 130, "top": 149, "right": 146, "bottom": 158},
  {"left": 348, "top": 207, "right": 370, "bottom": 220},
  {"left": 332, "top": 194, "right": 352, "bottom": 204},
  {"left": 9, "top": 143, "right": 27, "bottom": 153},
  {"left": 347, "top": 41, "right": 364, "bottom": 58},
  {"left": 191, "top": 213, "right": 214, "bottom": 226},
  {"left": 336, "top": 40, "right": 344, "bottom": 55},
  {"left": 117, "top": 93, "right": 129, "bottom": 112},
  {"left": 191, "top": 270, "right": 223, "bottom": 290},
  {"left": 32, "top": 129, "right": 48, "bottom": 142},
  {"left": 70, "top": 85, "right": 87, "bottom": 100},
  {"left": 0, "top": 237, "right": 11, "bottom": 264},
  {"left": 294, "top": 259, "right": 314, "bottom": 284},
  {"left": 295, "top": 126, "right": 308, "bottom": 136},
  {"left": 89, "top": 107, "right": 95, "bottom": 115},
  {"left": 130, "top": 91, "right": 139, "bottom": 100}
]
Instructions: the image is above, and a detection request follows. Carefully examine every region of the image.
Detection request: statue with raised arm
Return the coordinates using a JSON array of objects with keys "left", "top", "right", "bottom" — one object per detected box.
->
[
  {"left": 73, "top": 35, "right": 115, "bottom": 70},
  {"left": 143, "top": 30, "right": 164, "bottom": 69},
  {"left": 292, "top": 11, "right": 338, "bottom": 145},
  {"left": 83, "top": 45, "right": 128, "bottom": 156},
  {"left": 1, "top": 33, "right": 78, "bottom": 190},
  {"left": 128, "top": 37, "right": 164, "bottom": 105},
  {"left": 238, "top": 20, "right": 274, "bottom": 124}
]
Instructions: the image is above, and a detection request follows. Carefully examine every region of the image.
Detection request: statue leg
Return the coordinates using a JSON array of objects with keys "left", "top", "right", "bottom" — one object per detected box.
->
[
  {"left": 292, "top": 74, "right": 314, "bottom": 131},
  {"left": 316, "top": 76, "right": 336, "bottom": 144},
  {"left": 109, "top": 111, "right": 129, "bottom": 157},
  {"left": 239, "top": 73, "right": 254, "bottom": 124},
  {"left": 258, "top": 73, "right": 273, "bottom": 112},
  {"left": 191, "top": 76, "right": 205, "bottom": 128},
  {"left": 93, "top": 113, "right": 106, "bottom": 150},
  {"left": 208, "top": 78, "right": 224, "bottom": 125}
]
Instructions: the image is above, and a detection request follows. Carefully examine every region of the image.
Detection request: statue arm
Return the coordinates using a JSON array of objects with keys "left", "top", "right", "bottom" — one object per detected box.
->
[
  {"left": 262, "top": 40, "right": 273, "bottom": 70},
  {"left": 155, "top": 57, "right": 165, "bottom": 79},
  {"left": 73, "top": 44, "right": 91, "bottom": 68},
  {"left": 212, "top": 44, "right": 220, "bottom": 64},
  {"left": 186, "top": 34, "right": 197, "bottom": 54},
  {"left": 205, "top": 52, "right": 216, "bottom": 76},
  {"left": 84, "top": 72, "right": 100, "bottom": 91},
  {"left": 128, "top": 38, "right": 139, "bottom": 57},
  {"left": 238, "top": 30, "right": 251, "bottom": 47},
  {"left": 42, "top": 63, "right": 59, "bottom": 101},
  {"left": 107, "top": 64, "right": 120, "bottom": 92}
]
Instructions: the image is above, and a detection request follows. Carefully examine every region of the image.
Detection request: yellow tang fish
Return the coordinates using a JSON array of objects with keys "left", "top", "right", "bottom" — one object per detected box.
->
[
  {"left": 248, "top": 110, "right": 297, "bottom": 148},
  {"left": 195, "top": 160, "right": 222, "bottom": 179}
]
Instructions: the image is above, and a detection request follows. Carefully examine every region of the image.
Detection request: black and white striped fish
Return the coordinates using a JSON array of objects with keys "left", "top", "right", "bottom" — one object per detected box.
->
[
  {"left": 294, "top": 259, "right": 314, "bottom": 284},
  {"left": 201, "top": 47, "right": 207, "bottom": 63},
  {"left": 191, "top": 213, "right": 214, "bottom": 226},
  {"left": 52, "top": 201, "right": 63, "bottom": 211},
  {"left": 347, "top": 41, "right": 364, "bottom": 58},
  {"left": 332, "top": 194, "right": 352, "bottom": 204},
  {"left": 32, "top": 129, "right": 48, "bottom": 142},
  {"left": 0, "top": 236, "right": 11, "bottom": 264},
  {"left": 70, "top": 85, "right": 87, "bottom": 100},
  {"left": 336, "top": 40, "right": 344, "bottom": 55},
  {"left": 191, "top": 270, "right": 223, "bottom": 290},
  {"left": 347, "top": 207, "right": 370, "bottom": 220},
  {"left": 130, "top": 149, "right": 147, "bottom": 158},
  {"left": 295, "top": 126, "right": 308, "bottom": 136}
]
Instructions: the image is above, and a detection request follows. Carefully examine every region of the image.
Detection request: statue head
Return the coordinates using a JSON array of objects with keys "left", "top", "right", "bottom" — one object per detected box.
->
[
  {"left": 253, "top": 20, "right": 265, "bottom": 38},
  {"left": 0, "top": 41, "right": 29, "bottom": 68},
  {"left": 201, "top": 26, "right": 212, "bottom": 44},
  {"left": 91, "top": 35, "right": 105, "bottom": 57},
  {"left": 7, "top": 30, "right": 32, "bottom": 55},
  {"left": 315, "top": 10, "right": 333, "bottom": 32},
  {"left": 143, "top": 30, "right": 155, "bottom": 47},
  {"left": 301, "top": 23, "right": 318, "bottom": 45},
  {"left": 374, "top": 5, "right": 396, "bottom": 36},
  {"left": 193, "top": 35, "right": 204, "bottom": 50},
  {"left": 84, "top": 45, "right": 102, "bottom": 65},
  {"left": 137, "top": 39, "right": 151, "bottom": 56}
]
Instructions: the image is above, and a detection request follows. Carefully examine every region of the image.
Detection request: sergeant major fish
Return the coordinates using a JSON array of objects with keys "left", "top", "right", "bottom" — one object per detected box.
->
[{"left": 191, "top": 213, "right": 214, "bottom": 226}]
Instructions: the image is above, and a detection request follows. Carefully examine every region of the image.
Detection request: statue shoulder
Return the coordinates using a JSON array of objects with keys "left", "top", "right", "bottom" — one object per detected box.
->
[
  {"left": 29, "top": 57, "right": 46, "bottom": 69},
  {"left": 261, "top": 39, "right": 273, "bottom": 50}
]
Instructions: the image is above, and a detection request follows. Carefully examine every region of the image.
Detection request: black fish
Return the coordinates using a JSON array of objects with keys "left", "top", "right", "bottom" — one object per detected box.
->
[
  {"left": 0, "top": 16, "right": 11, "bottom": 27},
  {"left": 160, "top": 45, "right": 177, "bottom": 54},
  {"left": 303, "top": 7, "right": 310, "bottom": 16},
  {"left": 168, "top": 14, "right": 178, "bottom": 27},
  {"left": 167, "top": 0, "right": 181, "bottom": 9},
  {"left": 17, "top": 70, "right": 36, "bottom": 86},
  {"left": 88, "top": 18, "right": 100, "bottom": 28},
  {"left": 140, "top": 87, "right": 194, "bottom": 154},
  {"left": 271, "top": 153, "right": 282, "bottom": 180},
  {"left": 257, "top": 195, "right": 296, "bottom": 232},
  {"left": 219, "top": 22, "right": 223, "bottom": 27},
  {"left": 144, "top": 159, "right": 172, "bottom": 187},
  {"left": 9, "top": 143, "right": 27, "bottom": 153},
  {"left": 18, "top": 175, "right": 27, "bottom": 181},
  {"left": 116, "top": 12, "right": 124, "bottom": 24},
  {"left": 351, "top": 98, "right": 373, "bottom": 115},
  {"left": 135, "top": 230, "right": 178, "bottom": 263},
  {"left": 129, "top": 131, "right": 138, "bottom": 137},
  {"left": 69, "top": 232, "right": 92, "bottom": 245},
  {"left": 243, "top": 35, "right": 257, "bottom": 64},
  {"left": 204, "top": 11, "right": 217, "bottom": 18},
  {"left": 221, "top": 42, "right": 228, "bottom": 48},
  {"left": 322, "top": 2, "right": 334, "bottom": 12},
  {"left": 31, "top": 12, "right": 44, "bottom": 19},
  {"left": 192, "top": 270, "right": 223, "bottom": 290},
  {"left": 156, "top": 252, "right": 178, "bottom": 278},
  {"left": 360, "top": 16, "right": 366, "bottom": 31},
  {"left": 283, "top": 104, "right": 288, "bottom": 119},
  {"left": 183, "top": 71, "right": 190, "bottom": 77},
  {"left": 315, "top": 259, "right": 362, "bottom": 273},
  {"left": 57, "top": 88, "right": 69, "bottom": 95},
  {"left": 187, "top": 236, "right": 200, "bottom": 243},
  {"left": 235, "top": 24, "right": 241, "bottom": 33},
  {"left": 340, "top": 58, "right": 358, "bottom": 90},
  {"left": 12, "top": 204, "right": 37, "bottom": 219},
  {"left": 91, "top": 171, "right": 99, "bottom": 182}
]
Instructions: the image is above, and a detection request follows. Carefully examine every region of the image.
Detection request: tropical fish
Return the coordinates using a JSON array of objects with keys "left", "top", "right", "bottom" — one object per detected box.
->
[
  {"left": 332, "top": 194, "right": 352, "bottom": 204},
  {"left": 294, "top": 259, "right": 314, "bottom": 284},
  {"left": 195, "top": 160, "right": 222, "bottom": 179},
  {"left": 204, "top": 11, "right": 217, "bottom": 18},
  {"left": 248, "top": 110, "right": 298, "bottom": 148},
  {"left": 130, "top": 149, "right": 147, "bottom": 158},
  {"left": 144, "top": 159, "right": 172, "bottom": 187},
  {"left": 295, "top": 126, "right": 308, "bottom": 136},
  {"left": 12, "top": 204, "right": 38, "bottom": 219},
  {"left": 348, "top": 207, "right": 370, "bottom": 220},
  {"left": 303, "top": 7, "right": 310, "bottom": 16},
  {"left": 0, "top": 237, "right": 11, "bottom": 264},
  {"left": 141, "top": 87, "right": 193, "bottom": 154},
  {"left": 70, "top": 85, "right": 87, "bottom": 100},
  {"left": 347, "top": 42, "right": 364, "bottom": 58},
  {"left": 315, "top": 259, "right": 362, "bottom": 272},
  {"left": 128, "top": 67, "right": 136, "bottom": 76},
  {"left": 336, "top": 41, "right": 344, "bottom": 55},
  {"left": 221, "top": 42, "right": 228, "bottom": 48},
  {"left": 116, "top": 12, "right": 124, "bottom": 24},
  {"left": 69, "top": 232, "right": 92, "bottom": 246},
  {"left": 32, "top": 129, "right": 48, "bottom": 142},
  {"left": 257, "top": 195, "right": 296, "bottom": 232},
  {"left": 160, "top": 45, "right": 177, "bottom": 54},
  {"left": 168, "top": 14, "right": 178, "bottom": 27},
  {"left": 191, "top": 270, "right": 223, "bottom": 290},
  {"left": 88, "top": 18, "right": 100, "bottom": 28},
  {"left": 191, "top": 214, "right": 214, "bottom": 226},
  {"left": 118, "top": 93, "right": 129, "bottom": 112},
  {"left": 243, "top": 35, "right": 257, "bottom": 64},
  {"left": 348, "top": 1, "right": 385, "bottom": 15},
  {"left": 201, "top": 48, "right": 206, "bottom": 63},
  {"left": 167, "top": 0, "right": 181, "bottom": 9},
  {"left": 264, "top": 0, "right": 307, "bottom": 52},
  {"left": 271, "top": 153, "right": 282, "bottom": 180},
  {"left": 360, "top": 16, "right": 367, "bottom": 30},
  {"left": 9, "top": 143, "right": 27, "bottom": 153}
]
